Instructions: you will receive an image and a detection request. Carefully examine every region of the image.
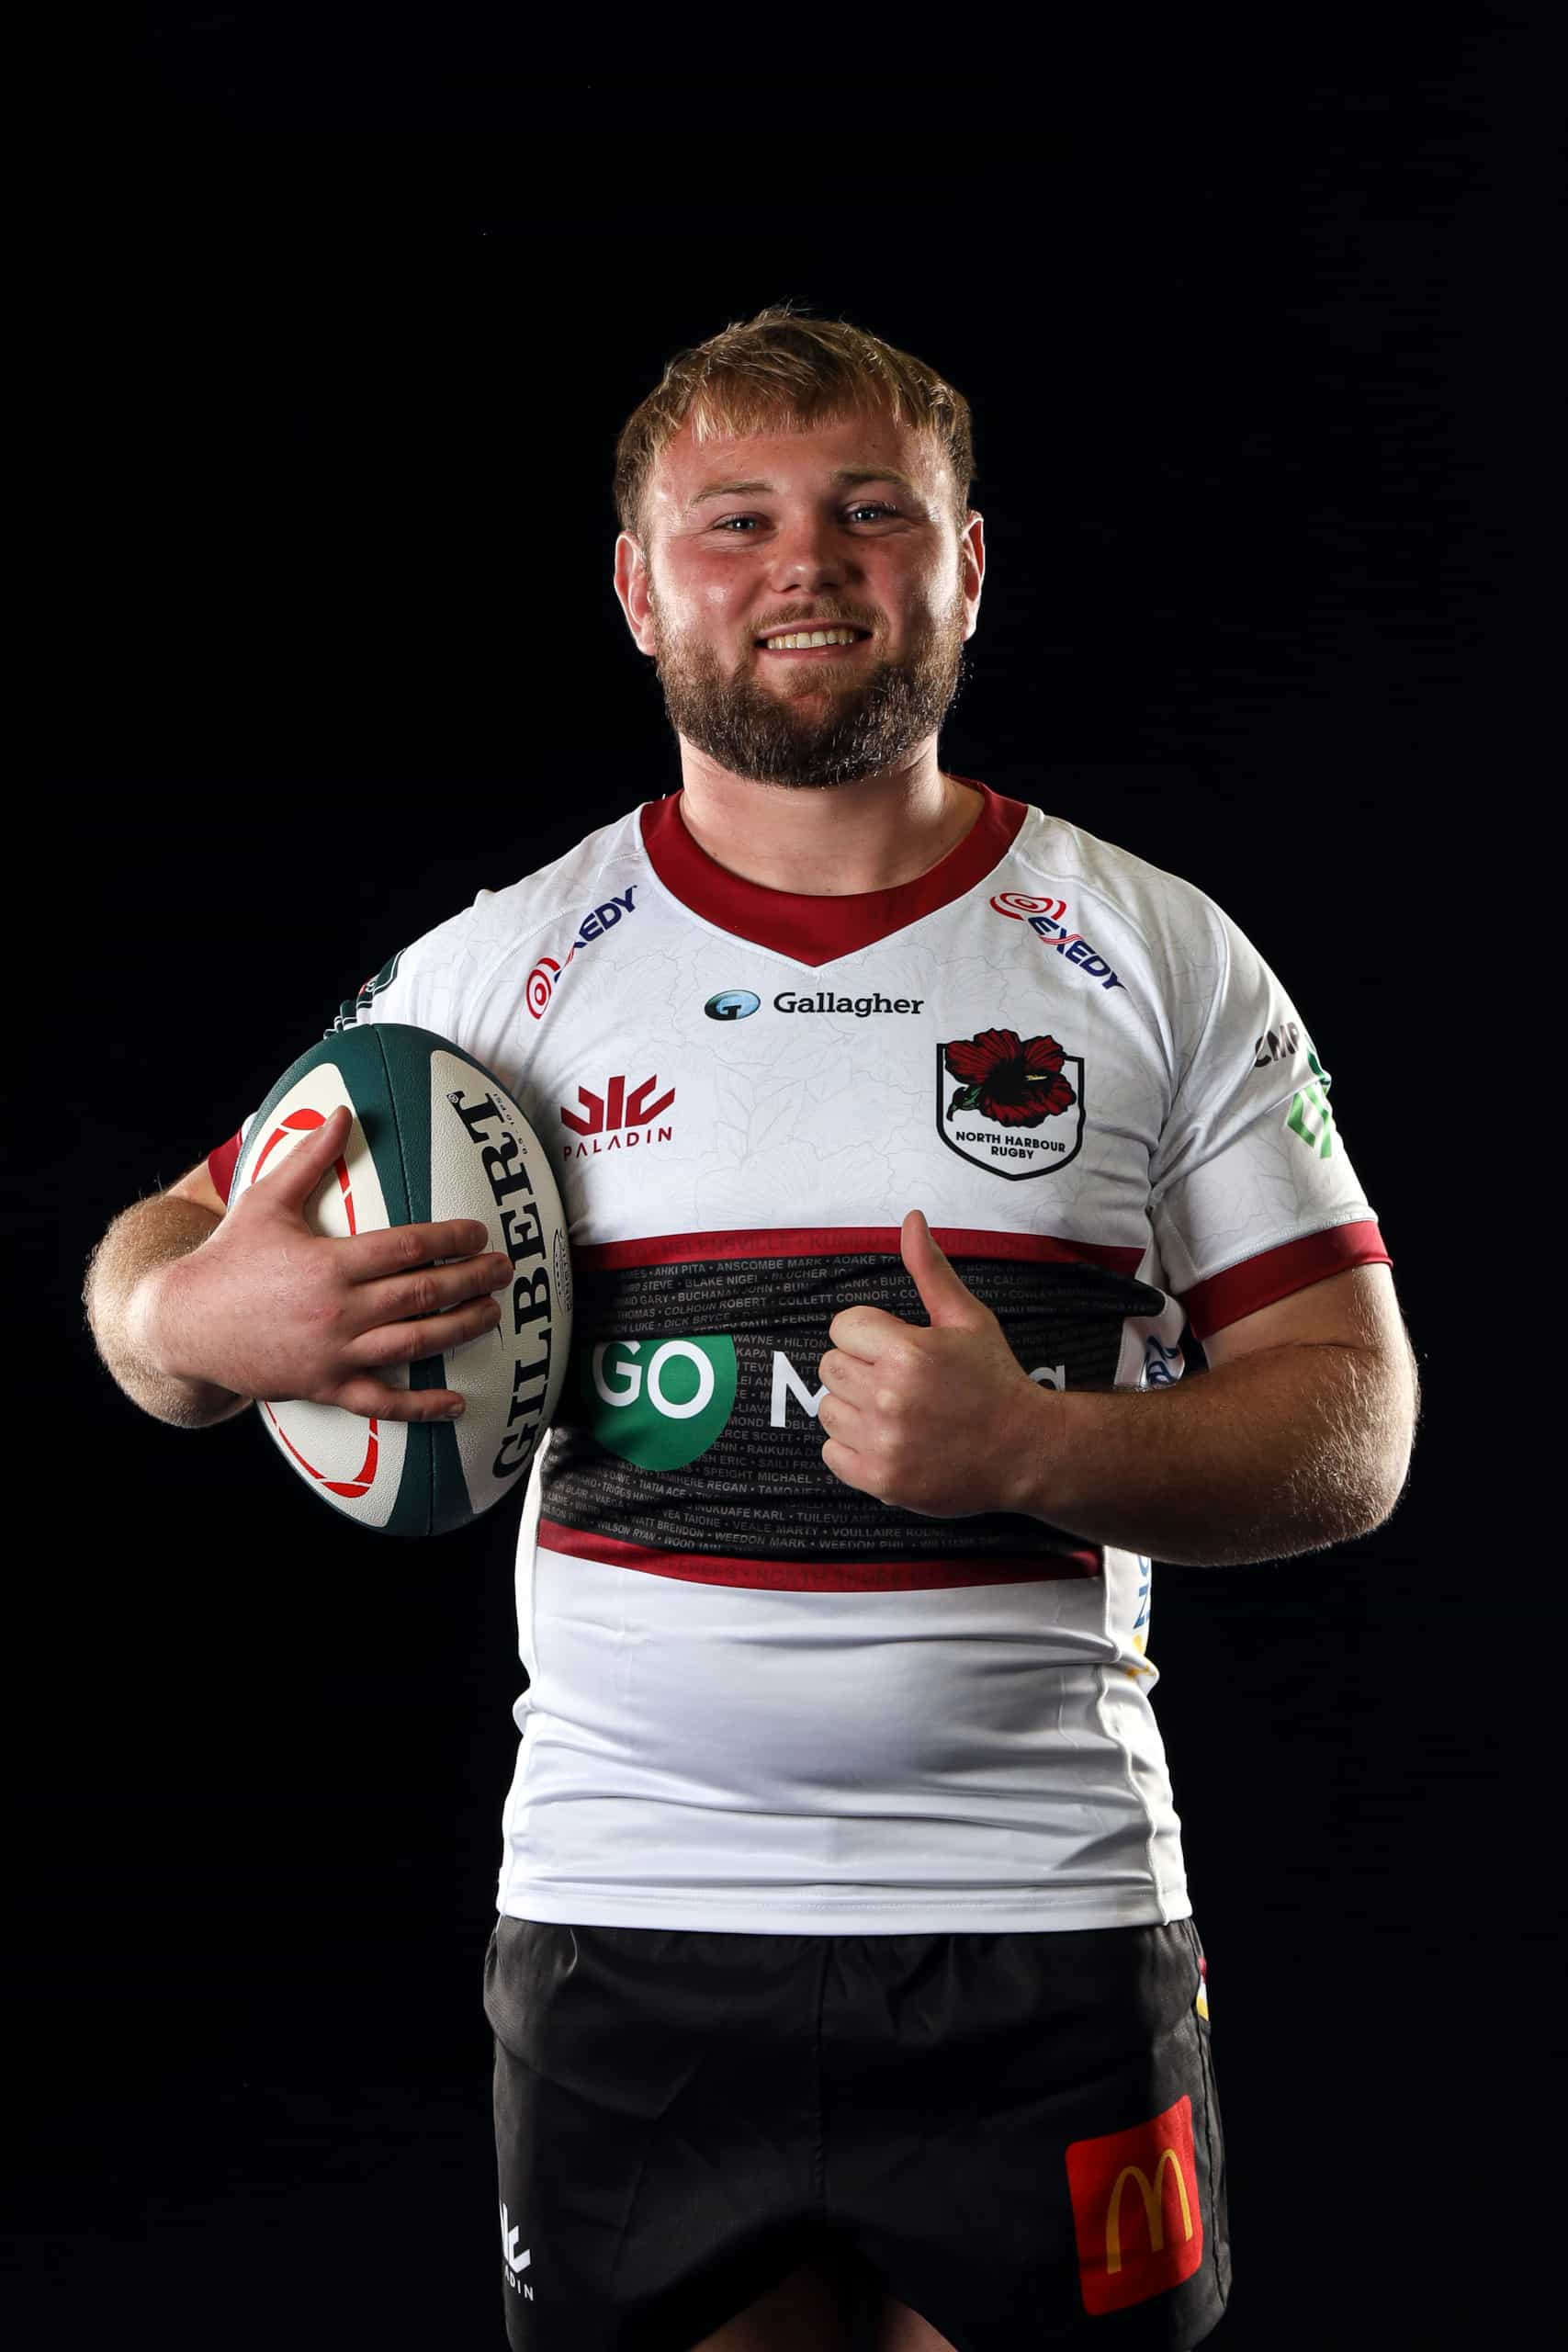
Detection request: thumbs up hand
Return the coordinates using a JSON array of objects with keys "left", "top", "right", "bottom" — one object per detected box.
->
[{"left": 817, "top": 1212, "right": 1054, "bottom": 1518}]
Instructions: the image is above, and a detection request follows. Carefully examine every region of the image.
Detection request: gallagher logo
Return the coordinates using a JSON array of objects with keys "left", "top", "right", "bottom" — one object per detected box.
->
[
  {"left": 937, "top": 1026, "right": 1085, "bottom": 1180},
  {"left": 525, "top": 888, "right": 638, "bottom": 1022},
  {"left": 705, "top": 989, "right": 761, "bottom": 1021},
  {"left": 561, "top": 1073, "right": 675, "bottom": 1159},
  {"left": 989, "top": 891, "right": 1125, "bottom": 994}
]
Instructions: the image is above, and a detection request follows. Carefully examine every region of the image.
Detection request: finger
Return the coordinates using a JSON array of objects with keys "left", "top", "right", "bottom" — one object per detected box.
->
[
  {"left": 814, "top": 1387, "right": 863, "bottom": 1442},
  {"left": 901, "top": 1210, "right": 988, "bottom": 1329},
  {"left": 828, "top": 1303, "right": 919, "bottom": 1361},
  {"left": 341, "top": 1219, "right": 499, "bottom": 1283},
  {"left": 251, "top": 1102, "right": 349, "bottom": 1192},
  {"left": 344, "top": 1285, "right": 503, "bottom": 1365},
  {"left": 817, "top": 1347, "right": 875, "bottom": 1403},
  {"left": 820, "top": 1435, "right": 877, "bottom": 1495},
  {"left": 330, "top": 1375, "right": 474, "bottom": 1424}
]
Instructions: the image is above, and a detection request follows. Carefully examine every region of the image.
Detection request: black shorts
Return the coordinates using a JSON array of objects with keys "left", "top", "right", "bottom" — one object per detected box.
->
[{"left": 483, "top": 1913, "right": 1231, "bottom": 2352}]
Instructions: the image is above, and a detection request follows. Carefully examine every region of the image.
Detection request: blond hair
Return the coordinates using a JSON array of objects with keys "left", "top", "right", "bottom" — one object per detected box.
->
[{"left": 613, "top": 301, "right": 977, "bottom": 555}]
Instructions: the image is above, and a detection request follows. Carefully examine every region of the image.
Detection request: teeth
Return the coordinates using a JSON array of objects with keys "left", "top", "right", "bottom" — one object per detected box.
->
[{"left": 762, "top": 628, "right": 862, "bottom": 650}]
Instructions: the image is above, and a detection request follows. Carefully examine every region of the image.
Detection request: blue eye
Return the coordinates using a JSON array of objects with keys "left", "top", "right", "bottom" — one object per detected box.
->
[{"left": 715, "top": 503, "right": 898, "bottom": 533}]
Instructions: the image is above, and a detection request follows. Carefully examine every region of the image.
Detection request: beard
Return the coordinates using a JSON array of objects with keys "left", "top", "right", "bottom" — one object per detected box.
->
[{"left": 643, "top": 573, "right": 972, "bottom": 791}]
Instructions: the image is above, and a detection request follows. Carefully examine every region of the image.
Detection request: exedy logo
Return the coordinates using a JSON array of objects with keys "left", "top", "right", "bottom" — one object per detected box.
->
[
  {"left": 525, "top": 888, "right": 638, "bottom": 1022},
  {"left": 989, "top": 892, "right": 1125, "bottom": 994},
  {"left": 561, "top": 1073, "right": 675, "bottom": 1158},
  {"left": 937, "top": 1026, "right": 1085, "bottom": 1180}
]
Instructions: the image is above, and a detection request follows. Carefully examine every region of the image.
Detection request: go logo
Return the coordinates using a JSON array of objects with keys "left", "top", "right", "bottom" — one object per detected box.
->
[{"left": 580, "top": 1337, "right": 739, "bottom": 1468}]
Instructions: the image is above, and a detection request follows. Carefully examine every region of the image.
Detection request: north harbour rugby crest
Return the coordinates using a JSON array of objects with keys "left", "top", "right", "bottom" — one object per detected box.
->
[{"left": 937, "top": 1025, "right": 1085, "bottom": 1180}]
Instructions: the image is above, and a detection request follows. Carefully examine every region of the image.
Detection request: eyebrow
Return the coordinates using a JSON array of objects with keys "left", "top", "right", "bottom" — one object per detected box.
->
[{"left": 683, "top": 467, "right": 923, "bottom": 514}]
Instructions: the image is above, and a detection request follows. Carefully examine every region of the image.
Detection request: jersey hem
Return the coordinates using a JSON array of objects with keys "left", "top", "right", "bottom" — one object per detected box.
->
[{"left": 496, "top": 1888, "right": 1191, "bottom": 1935}]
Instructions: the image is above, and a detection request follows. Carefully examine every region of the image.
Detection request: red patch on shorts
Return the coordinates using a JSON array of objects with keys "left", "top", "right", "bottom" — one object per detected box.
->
[{"left": 1065, "top": 2094, "right": 1203, "bottom": 2314}]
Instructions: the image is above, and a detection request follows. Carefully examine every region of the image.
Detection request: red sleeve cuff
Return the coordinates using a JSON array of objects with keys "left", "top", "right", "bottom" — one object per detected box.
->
[
  {"left": 1183, "top": 1219, "right": 1392, "bottom": 1343},
  {"left": 207, "top": 1132, "right": 243, "bottom": 1209}
]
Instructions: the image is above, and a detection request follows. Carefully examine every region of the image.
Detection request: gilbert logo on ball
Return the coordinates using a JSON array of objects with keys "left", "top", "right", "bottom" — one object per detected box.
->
[{"left": 229, "top": 1023, "right": 572, "bottom": 1538}]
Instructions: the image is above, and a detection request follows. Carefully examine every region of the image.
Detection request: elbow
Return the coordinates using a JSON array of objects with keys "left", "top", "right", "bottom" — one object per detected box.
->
[
  {"left": 1357, "top": 1341, "right": 1422, "bottom": 1540},
  {"left": 1359, "top": 1406, "right": 1420, "bottom": 1540},
  {"left": 1358, "top": 1473, "right": 1409, "bottom": 1542}
]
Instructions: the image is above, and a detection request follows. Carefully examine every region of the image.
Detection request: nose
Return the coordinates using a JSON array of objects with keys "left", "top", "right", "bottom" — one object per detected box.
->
[{"left": 765, "top": 510, "right": 860, "bottom": 594}]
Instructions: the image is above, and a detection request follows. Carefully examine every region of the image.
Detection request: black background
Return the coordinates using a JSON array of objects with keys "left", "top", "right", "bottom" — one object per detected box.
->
[{"left": 16, "top": 17, "right": 1547, "bottom": 2348}]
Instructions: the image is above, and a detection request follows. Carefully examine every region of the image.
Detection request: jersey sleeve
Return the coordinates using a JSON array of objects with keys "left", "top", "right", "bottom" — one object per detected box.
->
[
  {"left": 204, "top": 897, "right": 488, "bottom": 1208},
  {"left": 1147, "top": 889, "right": 1391, "bottom": 1342}
]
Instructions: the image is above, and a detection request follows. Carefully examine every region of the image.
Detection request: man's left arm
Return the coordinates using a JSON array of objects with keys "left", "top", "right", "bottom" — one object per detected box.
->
[
  {"left": 1033, "top": 1260, "right": 1421, "bottom": 1565},
  {"left": 817, "top": 1216, "right": 1420, "bottom": 1567}
]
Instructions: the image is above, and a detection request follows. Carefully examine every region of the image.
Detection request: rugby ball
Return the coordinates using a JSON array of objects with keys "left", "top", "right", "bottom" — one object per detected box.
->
[{"left": 228, "top": 1023, "right": 572, "bottom": 1538}]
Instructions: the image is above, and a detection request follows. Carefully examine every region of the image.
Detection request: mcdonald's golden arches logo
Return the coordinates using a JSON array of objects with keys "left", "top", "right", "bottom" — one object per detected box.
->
[{"left": 1065, "top": 2094, "right": 1203, "bottom": 2315}]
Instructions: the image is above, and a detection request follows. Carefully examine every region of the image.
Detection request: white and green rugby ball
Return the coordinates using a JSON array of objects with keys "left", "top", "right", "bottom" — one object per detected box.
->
[{"left": 229, "top": 1023, "right": 571, "bottom": 1538}]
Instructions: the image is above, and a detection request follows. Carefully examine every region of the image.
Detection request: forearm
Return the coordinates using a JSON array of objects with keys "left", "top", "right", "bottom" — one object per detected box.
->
[
  {"left": 1028, "top": 1343, "right": 1413, "bottom": 1566},
  {"left": 83, "top": 1196, "right": 253, "bottom": 1430}
]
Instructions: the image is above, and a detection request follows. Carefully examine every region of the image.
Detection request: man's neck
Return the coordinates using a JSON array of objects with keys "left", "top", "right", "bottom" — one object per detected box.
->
[{"left": 673, "top": 752, "right": 982, "bottom": 898}]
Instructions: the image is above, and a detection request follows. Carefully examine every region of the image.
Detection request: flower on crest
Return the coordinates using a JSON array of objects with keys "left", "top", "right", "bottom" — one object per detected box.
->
[{"left": 943, "top": 1028, "right": 1077, "bottom": 1127}]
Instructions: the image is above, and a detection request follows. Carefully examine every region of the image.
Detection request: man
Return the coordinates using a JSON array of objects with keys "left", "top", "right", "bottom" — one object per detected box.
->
[{"left": 89, "top": 305, "right": 1418, "bottom": 2351}]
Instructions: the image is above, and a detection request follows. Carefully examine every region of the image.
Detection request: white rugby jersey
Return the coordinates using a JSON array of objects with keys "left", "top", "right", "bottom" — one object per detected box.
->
[{"left": 209, "top": 778, "right": 1391, "bottom": 1935}]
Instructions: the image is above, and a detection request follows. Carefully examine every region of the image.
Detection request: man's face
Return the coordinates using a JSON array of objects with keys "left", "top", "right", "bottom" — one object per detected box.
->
[{"left": 615, "top": 407, "right": 984, "bottom": 791}]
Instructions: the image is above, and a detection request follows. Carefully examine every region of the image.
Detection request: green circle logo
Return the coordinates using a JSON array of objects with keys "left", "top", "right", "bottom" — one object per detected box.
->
[{"left": 578, "top": 1336, "right": 739, "bottom": 1467}]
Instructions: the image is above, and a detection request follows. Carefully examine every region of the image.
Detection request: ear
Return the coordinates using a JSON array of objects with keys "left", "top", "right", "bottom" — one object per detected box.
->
[{"left": 615, "top": 531, "right": 657, "bottom": 655}]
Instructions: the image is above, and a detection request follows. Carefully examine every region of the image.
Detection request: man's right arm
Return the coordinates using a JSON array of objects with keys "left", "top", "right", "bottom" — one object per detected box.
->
[{"left": 83, "top": 1165, "right": 253, "bottom": 1430}]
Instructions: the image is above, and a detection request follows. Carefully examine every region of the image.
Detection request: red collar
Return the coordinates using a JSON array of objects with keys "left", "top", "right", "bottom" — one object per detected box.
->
[{"left": 638, "top": 777, "right": 1029, "bottom": 967}]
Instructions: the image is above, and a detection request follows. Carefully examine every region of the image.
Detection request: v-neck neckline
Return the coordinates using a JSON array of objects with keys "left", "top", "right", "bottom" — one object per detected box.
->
[{"left": 637, "top": 777, "right": 1031, "bottom": 968}]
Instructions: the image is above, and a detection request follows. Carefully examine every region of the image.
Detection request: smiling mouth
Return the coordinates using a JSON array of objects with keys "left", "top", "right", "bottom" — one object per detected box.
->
[{"left": 756, "top": 633, "right": 873, "bottom": 661}]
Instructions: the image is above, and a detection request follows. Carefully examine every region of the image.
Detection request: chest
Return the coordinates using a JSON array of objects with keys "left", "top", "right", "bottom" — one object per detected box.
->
[{"left": 474, "top": 907, "right": 1167, "bottom": 1247}]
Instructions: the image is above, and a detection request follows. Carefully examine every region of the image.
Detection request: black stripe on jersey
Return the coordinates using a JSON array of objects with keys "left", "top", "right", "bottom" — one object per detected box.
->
[{"left": 541, "top": 1245, "right": 1167, "bottom": 1568}]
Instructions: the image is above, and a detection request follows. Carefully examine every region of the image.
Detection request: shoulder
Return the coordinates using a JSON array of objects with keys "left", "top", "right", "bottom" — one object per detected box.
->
[
  {"left": 1005, "top": 804, "right": 1233, "bottom": 956},
  {"left": 327, "top": 802, "right": 655, "bottom": 1038},
  {"left": 468, "top": 802, "right": 651, "bottom": 954}
]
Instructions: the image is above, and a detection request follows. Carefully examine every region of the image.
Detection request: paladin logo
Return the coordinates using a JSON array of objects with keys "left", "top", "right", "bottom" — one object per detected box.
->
[
  {"left": 561, "top": 1074, "right": 675, "bottom": 1159},
  {"left": 937, "top": 1027, "right": 1085, "bottom": 1180},
  {"left": 500, "top": 2200, "right": 532, "bottom": 2300}
]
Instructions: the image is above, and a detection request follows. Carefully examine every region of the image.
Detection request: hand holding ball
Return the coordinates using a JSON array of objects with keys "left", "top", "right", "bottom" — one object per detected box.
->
[{"left": 174, "top": 1025, "right": 571, "bottom": 1536}]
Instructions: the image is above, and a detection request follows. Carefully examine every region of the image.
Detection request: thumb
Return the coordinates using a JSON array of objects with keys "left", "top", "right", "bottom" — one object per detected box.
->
[{"left": 901, "top": 1210, "right": 987, "bottom": 1328}]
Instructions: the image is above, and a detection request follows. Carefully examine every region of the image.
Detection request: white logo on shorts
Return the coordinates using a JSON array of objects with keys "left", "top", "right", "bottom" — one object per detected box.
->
[{"left": 501, "top": 2199, "right": 532, "bottom": 2286}]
